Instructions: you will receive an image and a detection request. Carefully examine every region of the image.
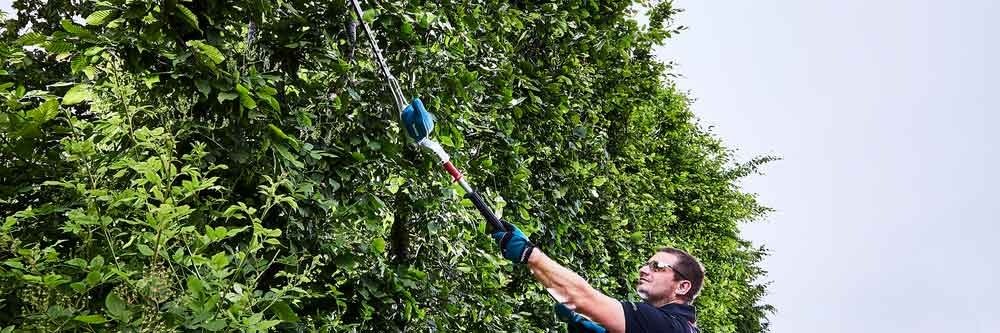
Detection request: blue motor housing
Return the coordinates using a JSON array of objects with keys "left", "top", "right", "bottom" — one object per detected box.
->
[{"left": 401, "top": 97, "right": 435, "bottom": 141}]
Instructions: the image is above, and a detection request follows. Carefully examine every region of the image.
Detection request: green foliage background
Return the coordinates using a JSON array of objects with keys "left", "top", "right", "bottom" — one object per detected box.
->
[{"left": 0, "top": 0, "right": 774, "bottom": 331}]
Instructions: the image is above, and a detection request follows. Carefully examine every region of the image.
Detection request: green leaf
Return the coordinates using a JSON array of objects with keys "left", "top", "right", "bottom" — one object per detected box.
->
[
  {"left": 86, "top": 271, "right": 102, "bottom": 286},
  {"left": 235, "top": 84, "right": 256, "bottom": 109},
  {"left": 43, "top": 274, "right": 69, "bottom": 287},
  {"left": 273, "top": 144, "right": 303, "bottom": 168},
  {"left": 16, "top": 32, "right": 46, "bottom": 46},
  {"left": 257, "top": 320, "right": 281, "bottom": 331},
  {"left": 186, "top": 40, "right": 225, "bottom": 65},
  {"left": 175, "top": 5, "right": 201, "bottom": 31},
  {"left": 256, "top": 86, "right": 278, "bottom": 96},
  {"left": 592, "top": 176, "right": 608, "bottom": 187},
  {"left": 401, "top": 22, "right": 414, "bottom": 37},
  {"left": 406, "top": 267, "right": 428, "bottom": 280},
  {"left": 70, "top": 282, "right": 87, "bottom": 293},
  {"left": 71, "top": 55, "right": 88, "bottom": 74},
  {"left": 210, "top": 252, "right": 229, "bottom": 269},
  {"left": 268, "top": 124, "right": 291, "bottom": 141},
  {"left": 104, "top": 292, "right": 130, "bottom": 321},
  {"left": 217, "top": 92, "right": 238, "bottom": 103},
  {"left": 61, "top": 19, "right": 96, "bottom": 39},
  {"left": 136, "top": 244, "right": 154, "bottom": 256},
  {"left": 44, "top": 41, "right": 75, "bottom": 54},
  {"left": 83, "top": 66, "right": 97, "bottom": 80},
  {"left": 62, "top": 84, "right": 92, "bottom": 105},
  {"left": 74, "top": 314, "right": 107, "bottom": 324},
  {"left": 370, "top": 237, "right": 386, "bottom": 253},
  {"left": 201, "top": 319, "right": 227, "bottom": 331},
  {"left": 66, "top": 258, "right": 88, "bottom": 268},
  {"left": 3, "top": 260, "right": 24, "bottom": 270},
  {"left": 28, "top": 99, "right": 59, "bottom": 123},
  {"left": 509, "top": 96, "right": 527, "bottom": 107},
  {"left": 260, "top": 95, "right": 280, "bottom": 111},
  {"left": 48, "top": 81, "right": 77, "bottom": 88},
  {"left": 89, "top": 256, "right": 104, "bottom": 269},
  {"left": 85, "top": 10, "right": 118, "bottom": 26},
  {"left": 83, "top": 46, "right": 105, "bottom": 56},
  {"left": 195, "top": 80, "right": 212, "bottom": 96},
  {"left": 186, "top": 276, "right": 204, "bottom": 294},
  {"left": 417, "top": 12, "right": 437, "bottom": 29},
  {"left": 518, "top": 207, "right": 530, "bottom": 220},
  {"left": 143, "top": 75, "right": 160, "bottom": 88},
  {"left": 270, "top": 301, "right": 299, "bottom": 323},
  {"left": 206, "top": 226, "right": 225, "bottom": 241},
  {"left": 386, "top": 175, "right": 404, "bottom": 194},
  {"left": 362, "top": 9, "right": 377, "bottom": 23}
]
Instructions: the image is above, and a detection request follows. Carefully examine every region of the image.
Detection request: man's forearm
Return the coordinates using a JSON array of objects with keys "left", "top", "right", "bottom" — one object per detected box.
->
[
  {"left": 526, "top": 249, "right": 625, "bottom": 332},
  {"left": 527, "top": 249, "right": 594, "bottom": 305},
  {"left": 486, "top": 221, "right": 624, "bottom": 331}
]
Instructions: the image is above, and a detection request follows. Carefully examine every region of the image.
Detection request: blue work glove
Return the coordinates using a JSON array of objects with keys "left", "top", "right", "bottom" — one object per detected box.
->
[
  {"left": 555, "top": 303, "right": 607, "bottom": 333},
  {"left": 490, "top": 220, "right": 535, "bottom": 264}
]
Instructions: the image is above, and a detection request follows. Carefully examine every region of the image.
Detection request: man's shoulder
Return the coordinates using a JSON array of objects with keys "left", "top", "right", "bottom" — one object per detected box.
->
[
  {"left": 620, "top": 301, "right": 692, "bottom": 333},
  {"left": 620, "top": 301, "right": 663, "bottom": 315}
]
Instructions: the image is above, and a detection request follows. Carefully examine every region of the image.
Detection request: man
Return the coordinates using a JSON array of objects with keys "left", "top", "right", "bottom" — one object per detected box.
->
[{"left": 490, "top": 221, "right": 704, "bottom": 333}]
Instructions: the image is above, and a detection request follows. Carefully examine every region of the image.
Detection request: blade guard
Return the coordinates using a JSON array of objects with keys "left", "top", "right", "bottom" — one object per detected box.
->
[{"left": 401, "top": 97, "right": 435, "bottom": 142}]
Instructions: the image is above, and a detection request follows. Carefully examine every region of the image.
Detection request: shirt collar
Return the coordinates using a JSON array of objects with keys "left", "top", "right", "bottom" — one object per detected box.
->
[{"left": 659, "top": 303, "right": 697, "bottom": 323}]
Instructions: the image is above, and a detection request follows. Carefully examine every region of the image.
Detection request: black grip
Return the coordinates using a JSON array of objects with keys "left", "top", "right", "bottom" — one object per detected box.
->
[{"left": 466, "top": 191, "right": 508, "bottom": 233}]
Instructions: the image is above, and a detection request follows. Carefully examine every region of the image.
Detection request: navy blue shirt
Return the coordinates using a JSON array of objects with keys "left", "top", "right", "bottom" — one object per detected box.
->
[{"left": 621, "top": 301, "right": 699, "bottom": 333}]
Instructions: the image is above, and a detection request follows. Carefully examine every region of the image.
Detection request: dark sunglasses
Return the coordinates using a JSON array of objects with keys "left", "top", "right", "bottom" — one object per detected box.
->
[{"left": 641, "top": 260, "right": 689, "bottom": 281}]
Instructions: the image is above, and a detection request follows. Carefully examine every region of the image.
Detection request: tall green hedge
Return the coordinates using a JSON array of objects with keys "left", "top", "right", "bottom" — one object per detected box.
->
[{"left": 1, "top": 0, "right": 773, "bottom": 331}]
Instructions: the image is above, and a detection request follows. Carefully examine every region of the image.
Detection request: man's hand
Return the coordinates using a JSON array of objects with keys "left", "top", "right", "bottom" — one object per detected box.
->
[
  {"left": 490, "top": 220, "right": 534, "bottom": 263},
  {"left": 555, "top": 303, "right": 608, "bottom": 333}
]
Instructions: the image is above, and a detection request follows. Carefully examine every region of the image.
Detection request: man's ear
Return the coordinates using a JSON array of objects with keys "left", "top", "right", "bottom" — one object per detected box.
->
[{"left": 675, "top": 280, "right": 692, "bottom": 296}]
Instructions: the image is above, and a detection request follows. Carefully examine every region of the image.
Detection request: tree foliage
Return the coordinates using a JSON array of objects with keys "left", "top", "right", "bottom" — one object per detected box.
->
[{"left": 1, "top": 0, "right": 773, "bottom": 331}]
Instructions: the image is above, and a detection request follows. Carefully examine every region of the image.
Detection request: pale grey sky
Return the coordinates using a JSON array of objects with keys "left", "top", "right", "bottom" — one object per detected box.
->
[
  {"left": 656, "top": 0, "right": 998, "bottom": 332},
  {"left": 4, "top": 1, "right": 997, "bottom": 332}
]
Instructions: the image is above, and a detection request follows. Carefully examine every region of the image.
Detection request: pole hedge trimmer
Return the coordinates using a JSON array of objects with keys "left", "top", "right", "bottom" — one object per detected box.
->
[{"left": 348, "top": 0, "right": 509, "bottom": 234}]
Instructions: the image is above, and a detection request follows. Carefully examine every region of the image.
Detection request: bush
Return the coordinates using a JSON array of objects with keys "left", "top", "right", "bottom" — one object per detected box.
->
[{"left": 1, "top": 1, "right": 773, "bottom": 331}]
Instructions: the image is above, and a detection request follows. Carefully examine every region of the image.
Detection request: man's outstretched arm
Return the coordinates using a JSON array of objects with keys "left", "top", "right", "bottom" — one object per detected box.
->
[
  {"left": 490, "top": 221, "right": 625, "bottom": 333},
  {"left": 527, "top": 249, "right": 625, "bottom": 333}
]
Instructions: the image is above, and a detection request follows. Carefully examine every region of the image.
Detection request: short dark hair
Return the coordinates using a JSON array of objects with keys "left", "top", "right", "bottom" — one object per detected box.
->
[{"left": 657, "top": 247, "right": 705, "bottom": 303}]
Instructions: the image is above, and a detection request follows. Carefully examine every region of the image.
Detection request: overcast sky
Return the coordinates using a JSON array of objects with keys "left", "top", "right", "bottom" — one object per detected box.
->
[
  {"left": 4, "top": 1, "right": 998, "bottom": 332},
  {"left": 656, "top": 0, "right": 998, "bottom": 332}
]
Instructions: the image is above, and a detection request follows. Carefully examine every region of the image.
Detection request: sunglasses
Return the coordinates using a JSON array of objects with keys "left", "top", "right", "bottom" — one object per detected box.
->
[{"left": 641, "top": 260, "right": 689, "bottom": 281}]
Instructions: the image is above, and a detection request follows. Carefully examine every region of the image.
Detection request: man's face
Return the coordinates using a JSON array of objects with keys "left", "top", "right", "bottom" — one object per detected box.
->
[{"left": 636, "top": 252, "right": 687, "bottom": 304}]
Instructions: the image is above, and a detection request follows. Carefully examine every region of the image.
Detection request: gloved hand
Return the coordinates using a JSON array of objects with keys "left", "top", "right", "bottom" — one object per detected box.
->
[
  {"left": 489, "top": 220, "right": 535, "bottom": 264},
  {"left": 555, "top": 303, "right": 607, "bottom": 333}
]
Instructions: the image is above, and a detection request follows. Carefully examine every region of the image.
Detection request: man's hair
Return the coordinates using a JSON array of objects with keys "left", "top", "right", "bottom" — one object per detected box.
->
[{"left": 657, "top": 247, "right": 705, "bottom": 303}]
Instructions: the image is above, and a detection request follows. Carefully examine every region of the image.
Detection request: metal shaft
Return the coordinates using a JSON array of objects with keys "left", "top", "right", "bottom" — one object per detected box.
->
[
  {"left": 347, "top": 1, "right": 507, "bottom": 234},
  {"left": 349, "top": 0, "right": 407, "bottom": 111}
]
